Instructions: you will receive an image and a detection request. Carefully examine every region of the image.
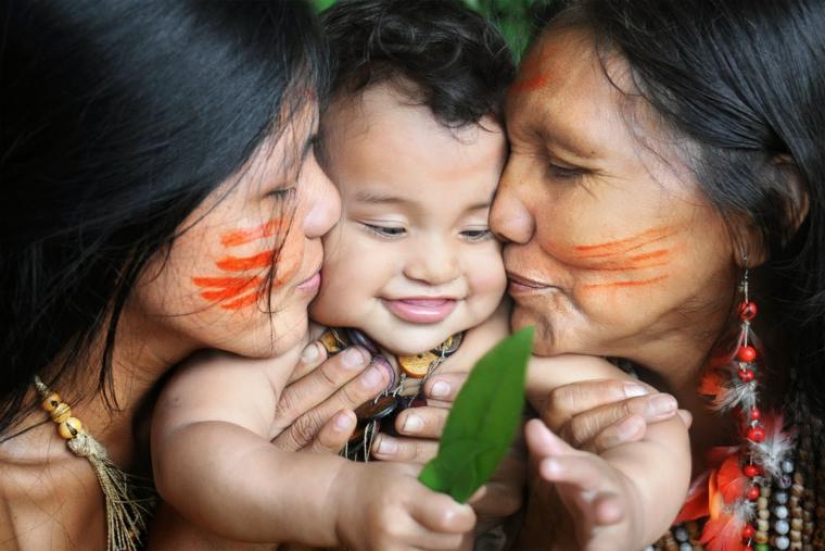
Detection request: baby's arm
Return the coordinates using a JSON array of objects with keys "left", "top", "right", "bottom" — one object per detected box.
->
[
  {"left": 151, "top": 348, "right": 474, "bottom": 548},
  {"left": 525, "top": 355, "right": 690, "bottom": 548}
]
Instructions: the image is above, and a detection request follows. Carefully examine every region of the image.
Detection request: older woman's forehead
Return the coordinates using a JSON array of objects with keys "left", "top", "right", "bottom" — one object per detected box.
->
[{"left": 507, "top": 34, "right": 628, "bottom": 155}]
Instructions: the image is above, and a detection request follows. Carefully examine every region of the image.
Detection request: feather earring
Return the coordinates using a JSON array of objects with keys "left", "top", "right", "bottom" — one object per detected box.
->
[{"left": 695, "top": 265, "right": 797, "bottom": 551}]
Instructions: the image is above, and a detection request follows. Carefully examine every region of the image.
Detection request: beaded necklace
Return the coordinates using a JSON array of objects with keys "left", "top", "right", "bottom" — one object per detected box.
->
[
  {"left": 32, "top": 376, "right": 156, "bottom": 551},
  {"left": 318, "top": 327, "right": 464, "bottom": 462},
  {"left": 650, "top": 406, "right": 825, "bottom": 551}
]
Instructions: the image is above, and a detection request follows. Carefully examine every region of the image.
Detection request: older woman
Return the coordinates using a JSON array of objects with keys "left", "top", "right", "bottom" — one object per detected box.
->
[
  {"left": 486, "top": 0, "right": 824, "bottom": 549},
  {"left": 379, "top": 0, "right": 825, "bottom": 549}
]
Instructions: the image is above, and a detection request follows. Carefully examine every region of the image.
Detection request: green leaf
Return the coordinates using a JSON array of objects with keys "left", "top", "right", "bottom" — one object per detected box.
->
[{"left": 419, "top": 326, "right": 534, "bottom": 502}]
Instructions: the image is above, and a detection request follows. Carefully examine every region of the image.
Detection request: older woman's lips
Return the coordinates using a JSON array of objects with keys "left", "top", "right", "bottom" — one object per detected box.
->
[
  {"left": 383, "top": 298, "right": 457, "bottom": 324},
  {"left": 507, "top": 274, "right": 551, "bottom": 294}
]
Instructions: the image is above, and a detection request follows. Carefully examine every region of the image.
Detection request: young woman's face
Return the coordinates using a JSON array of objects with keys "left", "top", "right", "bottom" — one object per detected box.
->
[
  {"left": 130, "top": 104, "right": 341, "bottom": 360},
  {"left": 311, "top": 84, "right": 507, "bottom": 355},
  {"left": 490, "top": 28, "right": 737, "bottom": 366}
]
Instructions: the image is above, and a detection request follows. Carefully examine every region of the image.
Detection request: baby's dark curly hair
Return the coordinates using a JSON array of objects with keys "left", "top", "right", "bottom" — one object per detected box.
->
[{"left": 322, "top": 0, "right": 516, "bottom": 128}]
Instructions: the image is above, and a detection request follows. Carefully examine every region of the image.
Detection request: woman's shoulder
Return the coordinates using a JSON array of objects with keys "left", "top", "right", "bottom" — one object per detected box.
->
[{"left": 0, "top": 428, "right": 106, "bottom": 550}]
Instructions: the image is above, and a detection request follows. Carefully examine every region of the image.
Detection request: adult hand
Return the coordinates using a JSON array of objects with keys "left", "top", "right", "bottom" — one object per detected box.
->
[
  {"left": 271, "top": 341, "right": 391, "bottom": 453},
  {"left": 536, "top": 379, "right": 691, "bottom": 454},
  {"left": 369, "top": 372, "right": 466, "bottom": 463}
]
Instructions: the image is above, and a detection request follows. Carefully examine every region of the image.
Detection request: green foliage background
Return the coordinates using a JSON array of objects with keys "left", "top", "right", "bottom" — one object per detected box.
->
[{"left": 312, "top": 0, "right": 550, "bottom": 59}]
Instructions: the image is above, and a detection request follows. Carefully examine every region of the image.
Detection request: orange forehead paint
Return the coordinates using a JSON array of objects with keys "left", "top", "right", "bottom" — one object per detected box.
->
[
  {"left": 509, "top": 50, "right": 554, "bottom": 95},
  {"left": 192, "top": 218, "right": 298, "bottom": 311}
]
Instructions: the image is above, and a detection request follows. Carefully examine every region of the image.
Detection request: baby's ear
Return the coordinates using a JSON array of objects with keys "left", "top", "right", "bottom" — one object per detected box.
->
[{"left": 733, "top": 154, "right": 809, "bottom": 269}]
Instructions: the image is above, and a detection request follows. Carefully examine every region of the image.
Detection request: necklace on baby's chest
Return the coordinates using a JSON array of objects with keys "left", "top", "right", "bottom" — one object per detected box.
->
[{"left": 318, "top": 328, "right": 464, "bottom": 462}]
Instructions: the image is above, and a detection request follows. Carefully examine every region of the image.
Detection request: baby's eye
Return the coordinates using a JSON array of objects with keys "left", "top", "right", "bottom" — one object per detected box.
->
[
  {"left": 363, "top": 223, "right": 406, "bottom": 238},
  {"left": 461, "top": 228, "right": 493, "bottom": 241}
]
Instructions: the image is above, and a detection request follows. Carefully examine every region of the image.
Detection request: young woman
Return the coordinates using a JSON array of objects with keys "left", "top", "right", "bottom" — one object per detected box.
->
[{"left": 0, "top": 2, "right": 387, "bottom": 549}]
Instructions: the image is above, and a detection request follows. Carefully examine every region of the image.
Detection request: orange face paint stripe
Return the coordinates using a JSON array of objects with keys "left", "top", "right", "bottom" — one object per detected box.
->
[
  {"left": 573, "top": 228, "right": 676, "bottom": 255},
  {"left": 192, "top": 276, "right": 264, "bottom": 289},
  {"left": 583, "top": 249, "right": 671, "bottom": 271},
  {"left": 628, "top": 249, "right": 669, "bottom": 262},
  {"left": 192, "top": 276, "right": 264, "bottom": 302},
  {"left": 588, "top": 261, "right": 670, "bottom": 272},
  {"left": 221, "top": 291, "right": 264, "bottom": 311},
  {"left": 581, "top": 275, "right": 669, "bottom": 290},
  {"left": 216, "top": 250, "right": 275, "bottom": 272},
  {"left": 220, "top": 218, "right": 288, "bottom": 248}
]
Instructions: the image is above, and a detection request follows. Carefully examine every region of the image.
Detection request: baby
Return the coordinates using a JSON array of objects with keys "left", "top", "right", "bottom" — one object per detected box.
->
[
  {"left": 151, "top": 0, "right": 691, "bottom": 549},
  {"left": 151, "top": 1, "right": 516, "bottom": 549}
]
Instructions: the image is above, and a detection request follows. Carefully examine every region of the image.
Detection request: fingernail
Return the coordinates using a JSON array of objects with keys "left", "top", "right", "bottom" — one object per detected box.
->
[
  {"left": 301, "top": 342, "right": 321, "bottom": 364},
  {"left": 375, "top": 437, "right": 396, "bottom": 455},
  {"left": 333, "top": 411, "right": 353, "bottom": 431},
  {"left": 402, "top": 414, "right": 423, "bottom": 433},
  {"left": 648, "top": 394, "right": 677, "bottom": 416},
  {"left": 623, "top": 383, "right": 649, "bottom": 398},
  {"left": 430, "top": 380, "right": 450, "bottom": 399},
  {"left": 360, "top": 364, "right": 385, "bottom": 389},
  {"left": 371, "top": 355, "right": 396, "bottom": 391},
  {"left": 615, "top": 417, "right": 644, "bottom": 442},
  {"left": 342, "top": 347, "right": 368, "bottom": 369}
]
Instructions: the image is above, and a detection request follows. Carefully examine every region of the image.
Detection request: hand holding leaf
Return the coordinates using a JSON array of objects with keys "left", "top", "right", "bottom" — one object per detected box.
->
[{"left": 419, "top": 326, "right": 534, "bottom": 502}]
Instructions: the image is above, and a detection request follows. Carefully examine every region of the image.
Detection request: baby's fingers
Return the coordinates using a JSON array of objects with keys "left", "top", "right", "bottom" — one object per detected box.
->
[
  {"left": 414, "top": 497, "right": 476, "bottom": 533},
  {"left": 408, "top": 498, "right": 476, "bottom": 550}
]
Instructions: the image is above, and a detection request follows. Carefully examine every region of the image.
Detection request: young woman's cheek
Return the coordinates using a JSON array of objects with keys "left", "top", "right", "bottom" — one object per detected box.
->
[{"left": 191, "top": 217, "right": 296, "bottom": 311}]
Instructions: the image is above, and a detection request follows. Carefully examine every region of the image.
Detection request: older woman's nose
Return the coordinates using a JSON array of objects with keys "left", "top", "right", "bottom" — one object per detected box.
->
[{"left": 490, "top": 172, "right": 536, "bottom": 245}]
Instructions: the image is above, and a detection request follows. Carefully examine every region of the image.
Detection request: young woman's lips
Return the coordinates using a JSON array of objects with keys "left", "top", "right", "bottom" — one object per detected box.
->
[
  {"left": 295, "top": 271, "right": 321, "bottom": 292},
  {"left": 383, "top": 298, "right": 457, "bottom": 324}
]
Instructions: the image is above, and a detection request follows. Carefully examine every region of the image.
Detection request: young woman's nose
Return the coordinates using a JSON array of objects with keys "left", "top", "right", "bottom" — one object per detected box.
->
[{"left": 301, "top": 151, "right": 342, "bottom": 239}]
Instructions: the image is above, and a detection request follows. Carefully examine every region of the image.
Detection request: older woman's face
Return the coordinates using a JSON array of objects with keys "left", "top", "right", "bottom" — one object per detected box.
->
[{"left": 490, "top": 28, "right": 736, "bottom": 364}]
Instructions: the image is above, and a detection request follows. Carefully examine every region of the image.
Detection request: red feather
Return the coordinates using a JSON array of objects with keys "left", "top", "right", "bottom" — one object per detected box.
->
[
  {"left": 715, "top": 454, "right": 748, "bottom": 503},
  {"left": 700, "top": 510, "right": 750, "bottom": 551},
  {"left": 674, "top": 471, "right": 710, "bottom": 523},
  {"left": 699, "top": 369, "right": 726, "bottom": 398}
]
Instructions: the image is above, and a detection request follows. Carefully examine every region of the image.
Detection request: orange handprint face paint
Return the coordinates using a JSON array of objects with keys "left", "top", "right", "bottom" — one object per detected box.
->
[
  {"left": 192, "top": 217, "right": 300, "bottom": 311},
  {"left": 494, "top": 28, "right": 737, "bottom": 361}
]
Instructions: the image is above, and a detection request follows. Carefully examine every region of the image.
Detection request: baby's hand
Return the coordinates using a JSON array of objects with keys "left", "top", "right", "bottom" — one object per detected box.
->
[
  {"left": 524, "top": 419, "right": 644, "bottom": 551},
  {"left": 334, "top": 462, "right": 476, "bottom": 551}
]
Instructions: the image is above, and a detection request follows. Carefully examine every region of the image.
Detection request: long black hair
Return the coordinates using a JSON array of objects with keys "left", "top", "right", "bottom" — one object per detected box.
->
[
  {"left": 536, "top": 0, "right": 825, "bottom": 415},
  {"left": 0, "top": 0, "right": 329, "bottom": 434}
]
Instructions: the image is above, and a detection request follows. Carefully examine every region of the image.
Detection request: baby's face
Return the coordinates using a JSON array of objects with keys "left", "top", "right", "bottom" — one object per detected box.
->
[{"left": 311, "top": 83, "right": 507, "bottom": 355}]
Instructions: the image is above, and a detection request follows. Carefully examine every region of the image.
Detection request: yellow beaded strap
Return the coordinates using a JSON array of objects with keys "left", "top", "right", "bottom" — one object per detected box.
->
[{"left": 34, "top": 376, "right": 154, "bottom": 551}]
